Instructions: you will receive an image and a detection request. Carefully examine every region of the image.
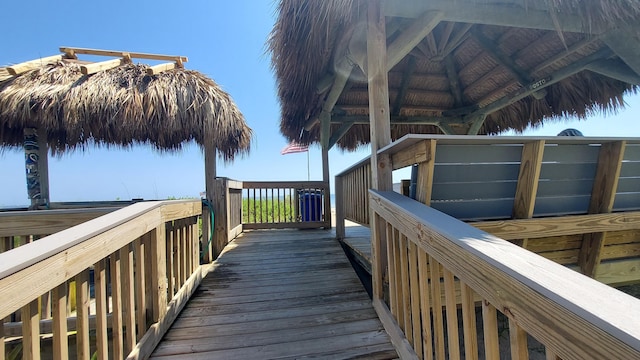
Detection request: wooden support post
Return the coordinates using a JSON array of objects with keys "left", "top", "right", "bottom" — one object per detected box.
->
[
  {"left": 321, "top": 116, "right": 332, "bottom": 229},
  {"left": 579, "top": 141, "right": 626, "bottom": 277},
  {"left": 512, "top": 140, "right": 545, "bottom": 248},
  {"left": 213, "top": 178, "right": 229, "bottom": 258},
  {"left": 415, "top": 140, "right": 437, "bottom": 205},
  {"left": 52, "top": 283, "right": 68, "bottom": 360},
  {"left": 335, "top": 176, "right": 345, "bottom": 240},
  {"left": 75, "top": 270, "right": 90, "bottom": 360},
  {"left": 21, "top": 299, "right": 40, "bottom": 360},
  {"left": 202, "top": 144, "right": 216, "bottom": 263},
  {"left": 151, "top": 226, "right": 168, "bottom": 323},
  {"left": 367, "top": 0, "right": 393, "bottom": 304}
]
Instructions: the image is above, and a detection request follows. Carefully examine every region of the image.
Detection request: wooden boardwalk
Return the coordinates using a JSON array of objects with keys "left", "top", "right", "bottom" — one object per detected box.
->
[{"left": 150, "top": 229, "right": 397, "bottom": 359}]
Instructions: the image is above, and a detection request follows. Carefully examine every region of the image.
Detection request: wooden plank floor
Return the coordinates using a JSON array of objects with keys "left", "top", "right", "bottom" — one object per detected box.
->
[
  {"left": 150, "top": 228, "right": 397, "bottom": 359},
  {"left": 340, "top": 224, "right": 373, "bottom": 275}
]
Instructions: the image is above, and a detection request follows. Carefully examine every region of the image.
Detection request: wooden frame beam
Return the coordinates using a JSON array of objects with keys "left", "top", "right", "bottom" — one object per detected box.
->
[
  {"left": 467, "top": 48, "right": 612, "bottom": 118},
  {"left": 328, "top": 121, "right": 355, "bottom": 149},
  {"left": 603, "top": 27, "right": 640, "bottom": 78},
  {"left": 7, "top": 54, "right": 72, "bottom": 76},
  {"left": 386, "top": 11, "right": 444, "bottom": 70},
  {"left": 392, "top": 56, "right": 417, "bottom": 116},
  {"left": 579, "top": 141, "right": 626, "bottom": 277},
  {"left": 331, "top": 115, "right": 462, "bottom": 126},
  {"left": 60, "top": 47, "right": 188, "bottom": 63},
  {"left": 444, "top": 55, "right": 463, "bottom": 107},
  {"left": 472, "top": 31, "right": 547, "bottom": 100},
  {"left": 585, "top": 59, "right": 640, "bottom": 85},
  {"left": 382, "top": 0, "right": 604, "bottom": 33},
  {"left": 304, "top": 57, "right": 355, "bottom": 131},
  {"left": 430, "top": 23, "right": 473, "bottom": 62}
]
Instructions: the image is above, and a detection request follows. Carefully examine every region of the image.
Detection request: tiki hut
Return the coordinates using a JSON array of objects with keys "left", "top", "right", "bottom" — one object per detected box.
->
[
  {"left": 269, "top": 0, "right": 640, "bottom": 150},
  {"left": 0, "top": 47, "right": 252, "bottom": 208}
]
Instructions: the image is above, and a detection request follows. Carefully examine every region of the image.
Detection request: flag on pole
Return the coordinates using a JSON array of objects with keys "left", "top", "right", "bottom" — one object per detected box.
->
[{"left": 280, "top": 141, "right": 308, "bottom": 155}]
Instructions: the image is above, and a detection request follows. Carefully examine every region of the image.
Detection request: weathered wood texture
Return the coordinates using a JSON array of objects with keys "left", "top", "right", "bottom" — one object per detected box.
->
[
  {"left": 0, "top": 200, "right": 202, "bottom": 360},
  {"left": 370, "top": 190, "right": 640, "bottom": 360},
  {"left": 150, "top": 229, "right": 398, "bottom": 360},
  {"left": 336, "top": 158, "right": 372, "bottom": 226}
]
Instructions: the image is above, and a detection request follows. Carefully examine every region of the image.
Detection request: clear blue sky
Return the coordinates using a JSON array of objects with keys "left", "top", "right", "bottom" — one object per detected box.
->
[{"left": 1, "top": 1, "right": 638, "bottom": 207}]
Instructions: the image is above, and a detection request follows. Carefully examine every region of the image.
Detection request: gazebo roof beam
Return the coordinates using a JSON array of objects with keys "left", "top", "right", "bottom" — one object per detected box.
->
[
  {"left": 383, "top": 0, "right": 605, "bottom": 34},
  {"left": 392, "top": 56, "right": 417, "bottom": 116},
  {"left": 430, "top": 23, "right": 473, "bottom": 62},
  {"left": 60, "top": 47, "right": 188, "bottom": 63},
  {"left": 531, "top": 34, "right": 602, "bottom": 73},
  {"left": 328, "top": 121, "right": 355, "bottom": 149},
  {"left": 386, "top": 10, "right": 444, "bottom": 70},
  {"left": 468, "top": 48, "right": 613, "bottom": 118},
  {"left": 7, "top": 54, "right": 75, "bottom": 76},
  {"left": 603, "top": 27, "right": 640, "bottom": 78},
  {"left": 331, "top": 115, "right": 462, "bottom": 126},
  {"left": 438, "top": 22, "right": 456, "bottom": 53},
  {"left": 304, "top": 57, "right": 355, "bottom": 131},
  {"left": 585, "top": 59, "right": 640, "bottom": 85},
  {"left": 444, "top": 55, "right": 464, "bottom": 107},
  {"left": 472, "top": 31, "right": 547, "bottom": 100}
]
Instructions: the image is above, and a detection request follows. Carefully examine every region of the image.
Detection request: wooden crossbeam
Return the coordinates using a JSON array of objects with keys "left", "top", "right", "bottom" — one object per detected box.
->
[
  {"left": 382, "top": 0, "right": 604, "bottom": 33},
  {"left": 60, "top": 47, "right": 187, "bottom": 63},
  {"left": 392, "top": 56, "right": 417, "bottom": 116},
  {"left": 444, "top": 55, "right": 463, "bottom": 107},
  {"left": 468, "top": 48, "right": 612, "bottom": 118},
  {"left": 328, "top": 121, "right": 355, "bottom": 149},
  {"left": 472, "top": 31, "right": 547, "bottom": 100},
  {"left": 603, "top": 28, "right": 640, "bottom": 78},
  {"left": 6, "top": 54, "right": 71, "bottom": 76},
  {"left": 330, "top": 115, "right": 461, "bottom": 126},
  {"left": 586, "top": 59, "right": 640, "bottom": 85},
  {"left": 80, "top": 57, "right": 130, "bottom": 75},
  {"left": 386, "top": 10, "right": 444, "bottom": 70}
]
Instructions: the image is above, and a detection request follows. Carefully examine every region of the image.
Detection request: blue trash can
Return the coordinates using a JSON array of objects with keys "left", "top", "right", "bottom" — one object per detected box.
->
[{"left": 299, "top": 191, "right": 323, "bottom": 221}]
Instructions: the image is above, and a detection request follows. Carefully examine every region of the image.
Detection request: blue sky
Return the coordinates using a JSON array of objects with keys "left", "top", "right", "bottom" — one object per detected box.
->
[{"left": 1, "top": 1, "right": 639, "bottom": 207}]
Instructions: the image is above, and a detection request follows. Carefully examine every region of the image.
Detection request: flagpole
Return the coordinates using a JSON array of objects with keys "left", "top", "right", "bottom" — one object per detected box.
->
[{"left": 307, "top": 149, "right": 310, "bottom": 181}]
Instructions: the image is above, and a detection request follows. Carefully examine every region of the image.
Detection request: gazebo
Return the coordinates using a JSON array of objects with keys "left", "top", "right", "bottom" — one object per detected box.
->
[{"left": 0, "top": 47, "right": 252, "bottom": 260}]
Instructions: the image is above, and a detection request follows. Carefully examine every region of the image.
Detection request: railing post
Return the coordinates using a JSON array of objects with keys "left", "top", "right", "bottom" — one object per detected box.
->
[
  {"left": 151, "top": 225, "right": 168, "bottom": 323},
  {"left": 335, "top": 176, "right": 345, "bottom": 240},
  {"left": 213, "top": 177, "right": 229, "bottom": 259}
]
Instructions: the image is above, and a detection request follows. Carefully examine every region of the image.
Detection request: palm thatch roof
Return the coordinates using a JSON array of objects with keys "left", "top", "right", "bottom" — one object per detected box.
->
[
  {"left": 270, "top": 0, "right": 640, "bottom": 150},
  {"left": 0, "top": 50, "right": 252, "bottom": 161}
]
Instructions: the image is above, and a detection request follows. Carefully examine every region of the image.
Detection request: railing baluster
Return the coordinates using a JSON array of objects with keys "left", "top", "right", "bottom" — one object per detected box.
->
[
  {"left": 151, "top": 225, "right": 168, "bottom": 322},
  {"left": 134, "top": 237, "right": 147, "bottom": 340},
  {"left": 428, "top": 255, "right": 446, "bottom": 359},
  {"left": 399, "top": 234, "right": 413, "bottom": 342},
  {"left": 166, "top": 224, "right": 175, "bottom": 298},
  {"left": 110, "top": 251, "right": 124, "bottom": 359},
  {"left": 417, "top": 248, "right": 433, "bottom": 360},
  {"left": 408, "top": 241, "right": 422, "bottom": 357},
  {"left": 172, "top": 229, "right": 180, "bottom": 294},
  {"left": 509, "top": 318, "right": 529, "bottom": 360},
  {"left": 482, "top": 300, "right": 500, "bottom": 360},
  {"left": 120, "top": 244, "right": 136, "bottom": 355},
  {"left": 0, "top": 318, "right": 4, "bottom": 360},
  {"left": 75, "top": 269, "right": 90, "bottom": 360},
  {"left": 461, "top": 283, "right": 479, "bottom": 360},
  {"left": 386, "top": 223, "right": 398, "bottom": 318},
  {"left": 95, "top": 259, "right": 109, "bottom": 360},
  {"left": 180, "top": 223, "right": 187, "bottom": 286},
  {"left": 393, "top": 229, "right": 404, "bottom": 328},
  {"left": 21, "top": 299, "right": 40, "bottom": 360},
  {"left": 52, "top": 282, "right": 68, "bottom": 360},
  {"left": 143, "top": 233, "right": 154, "bottom": 326},
  {"left": 191, "top": 219, "right": 199, "bottom": 273},
  {"left": 443, "top": 268, "right": 461, "bottom": 359}
]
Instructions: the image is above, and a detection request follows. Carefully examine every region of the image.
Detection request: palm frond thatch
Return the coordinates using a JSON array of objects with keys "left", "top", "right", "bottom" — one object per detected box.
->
[
  {"left": 270, "top": 0, "right": 640, "bottom": 150},
  {"left": 0, "top": 61, "right": 252, "bottom": 161}
]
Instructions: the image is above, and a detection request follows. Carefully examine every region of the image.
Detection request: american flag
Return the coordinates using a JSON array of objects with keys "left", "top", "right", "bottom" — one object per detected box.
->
[{"left": 280, "top": 141, "right": 309, "bottom": 155}]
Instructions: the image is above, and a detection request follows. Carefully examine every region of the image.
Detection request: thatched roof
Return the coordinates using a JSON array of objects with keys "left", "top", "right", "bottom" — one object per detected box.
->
[
  {"left": 0, "top": 55, "right": 252, "bottom": 161},
  {"left": 270, "top": 0, "right": 640, "bottom": 150}
]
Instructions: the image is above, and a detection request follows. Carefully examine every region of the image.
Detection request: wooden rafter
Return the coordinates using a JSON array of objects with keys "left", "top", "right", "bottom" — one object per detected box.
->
[
  {"left": 60, "top": 47, "right": 188, "bottom": 63},
  {"left": 7, "top": 54, "right": 76, "bottom": 76},
  {"left": 585, "top": 59, "right": 640, "bottom": 85},
  {"left": 472, "top": 31, "right": 547, "bottom": 100},
  {"left": 431, "top": 23, "right": 473, "bottom": 61},
  {"left": 438, "top": 22, "right": 455, "bottom": 53},
  {"left": 328, "top": 121, "right": 355, "bottom": 149},
  {"left": 386, "top": 10, "right": 444, "bottom": 70},
  {"left": 603, "top": 27, "right": 640, "bottom": 78},
  {"left": 382, "top": 0, "right": 605, "bottom": 34},
  {"left": 444, "top": 55, "right": 463, "bottom": 107},
  {"left": 468, "top": 48, "right": 612, "bottom": 118},
  {"left": 392, "top": 56, "right": 417, "bottom": 116}
]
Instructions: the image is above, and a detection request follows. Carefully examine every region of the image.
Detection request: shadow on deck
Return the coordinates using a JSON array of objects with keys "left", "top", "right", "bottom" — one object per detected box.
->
[{"left": 151, "top": 229, "right": 398, "bottom": 359}]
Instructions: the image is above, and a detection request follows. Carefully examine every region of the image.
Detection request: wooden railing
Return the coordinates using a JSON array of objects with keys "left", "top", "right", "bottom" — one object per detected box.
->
[
  {"left": 335, "top": 157, "right": 371, "bottom": 239},
  {"left": 369, "top": 190, "right": 640, "bottom": 359},
  {"left": 0, "top": 207, "right": 118, "bottom": 254},
  {"left": 0, "top": 200, "right": 202, "bottom": 360}
]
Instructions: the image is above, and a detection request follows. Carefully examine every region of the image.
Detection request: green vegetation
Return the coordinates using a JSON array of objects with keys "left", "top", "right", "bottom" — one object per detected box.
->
[{"left": 243, "top": 197, "right": 296, "bottom": 223}]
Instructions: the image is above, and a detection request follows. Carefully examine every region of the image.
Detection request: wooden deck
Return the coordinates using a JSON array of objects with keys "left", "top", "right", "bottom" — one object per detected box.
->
[{"left": 150, "top": 228, "right": 397, "bottom": 359}]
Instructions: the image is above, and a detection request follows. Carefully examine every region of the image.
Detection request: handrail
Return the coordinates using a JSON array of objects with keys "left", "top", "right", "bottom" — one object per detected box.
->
[
  {"left": 0, "top": 207, "right": 118, "bottom": 238},
  {"left": 0, "top": 199, "right": 202, "bottom": 359},
  {"left": 369, "top": 190, "right": 640, "bottom": 359}
]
